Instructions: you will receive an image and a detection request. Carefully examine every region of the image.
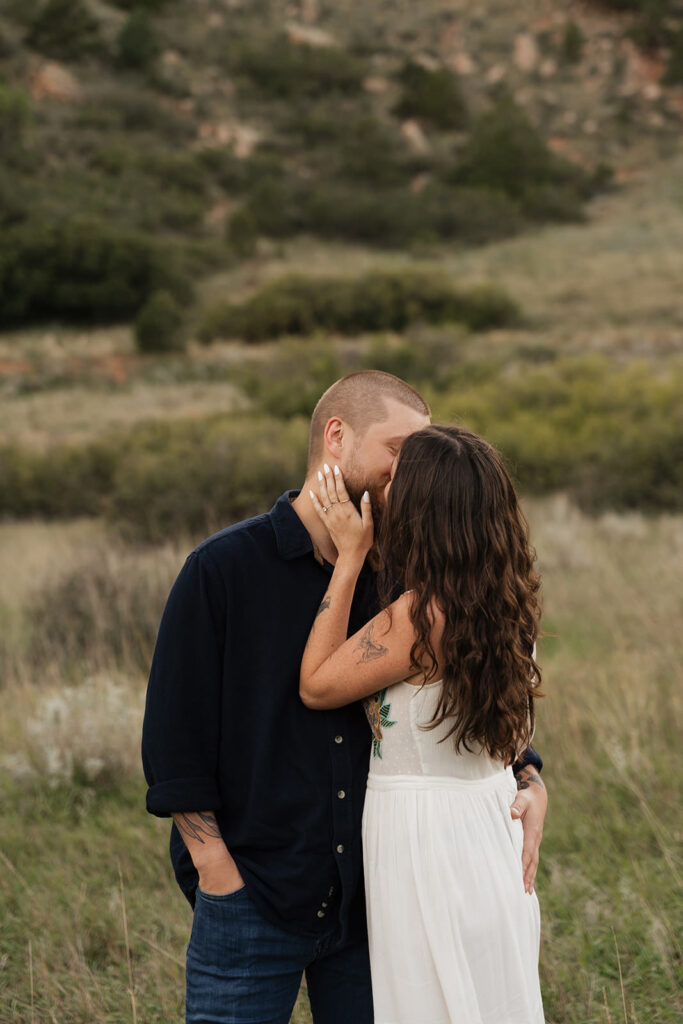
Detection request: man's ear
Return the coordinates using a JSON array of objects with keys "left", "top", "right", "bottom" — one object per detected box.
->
[{"left": 323, "top": 417, "right": 345, "bottom": 460}]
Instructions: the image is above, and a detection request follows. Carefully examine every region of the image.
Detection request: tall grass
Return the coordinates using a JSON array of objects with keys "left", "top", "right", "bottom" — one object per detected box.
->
[{"left": 0, "top": 500, "right": 681, "bottom": 1022}]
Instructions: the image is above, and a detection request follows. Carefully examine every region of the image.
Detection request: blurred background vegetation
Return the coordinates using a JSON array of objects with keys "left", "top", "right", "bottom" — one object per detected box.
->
[{"left": 0, "top": 0, "right": 682, "bottom": 1022}]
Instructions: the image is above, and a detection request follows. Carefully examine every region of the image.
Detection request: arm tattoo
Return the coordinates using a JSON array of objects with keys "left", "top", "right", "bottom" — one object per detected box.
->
[
  {"left": 516, "top": 767, "right": 545, "bottom": 791},
  {"left": 315, "top": 596, "right": 331, "bottom": 618},
  {"left": 355, "top": 622, "right": 389, "bottom": 663},
  {"left": 175, "top": 811, "right": 222, "bottom": 845}
]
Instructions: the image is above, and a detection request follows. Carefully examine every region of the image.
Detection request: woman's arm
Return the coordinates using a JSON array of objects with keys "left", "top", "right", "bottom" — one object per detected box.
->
[
  {"left": 300, "top": 464, "right": 418, "bottom": 709},
  {"left": 301, "top": 583, "right": 417, "bottom": 709}
]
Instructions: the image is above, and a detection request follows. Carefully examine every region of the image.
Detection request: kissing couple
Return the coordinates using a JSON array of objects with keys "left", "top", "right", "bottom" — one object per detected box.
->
[{"left": 143, "top": 369, "right": 547, "bottom": 1024}]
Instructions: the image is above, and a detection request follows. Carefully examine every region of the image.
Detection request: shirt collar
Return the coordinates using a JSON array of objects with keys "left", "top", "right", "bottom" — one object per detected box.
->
[{"left": 269, "top": 490, "right": 323, "bottom": 563}]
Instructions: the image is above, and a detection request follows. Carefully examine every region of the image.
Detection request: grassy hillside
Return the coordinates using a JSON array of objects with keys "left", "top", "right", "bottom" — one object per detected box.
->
[
  {"left": 0, "top": 2, "right": 682, "bottom": 1022},
  {"left": 1, "top": 0, "right": 682, "bottom": 330}
]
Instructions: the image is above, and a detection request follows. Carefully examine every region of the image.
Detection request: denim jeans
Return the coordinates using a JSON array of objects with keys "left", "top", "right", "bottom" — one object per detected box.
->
[{"left": 185, "top": 885, "right": 373, "bottom": 1024}]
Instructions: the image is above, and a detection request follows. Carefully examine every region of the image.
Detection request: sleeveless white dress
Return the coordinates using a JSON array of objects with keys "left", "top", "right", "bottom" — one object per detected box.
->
[{"left": 362, "top": 679, "right": 545, "bottom": 1024}]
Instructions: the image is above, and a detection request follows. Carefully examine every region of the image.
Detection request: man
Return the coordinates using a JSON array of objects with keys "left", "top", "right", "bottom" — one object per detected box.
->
[{"left": 142, "top": 370, "right": 547, "bottom": 1024}]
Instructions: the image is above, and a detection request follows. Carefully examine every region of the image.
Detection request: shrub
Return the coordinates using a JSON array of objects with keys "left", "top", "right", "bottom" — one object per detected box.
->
[
  {"left": 117, "top": 8, "right": 160, "bottom": 70},
  {"left": 226, "top": 207, "right": 258, "bottom": 256},
  {"left": 448, "top": 96, "right": 595, "bottom": 220},
  {"left": 134, "top": 290, "right": 185, "bottom": 353},
  {"left": 198, "top": 270, "right": 520, "bottom": 343},
  {"left": 432, "top": 354, "right": 683, "bottom": 512},
  {"left": 331, "top": 115, "right": 414, "bottom": 186},
  {"left": 0, "top": 415, "right": 310, "bottom": 540},
  {"left": 0, "top": 83, "right": 30, "bottom": 161},
  {"left": 393, "top": 61, "right": 468, "bottom": 130},
  {"left": 76, "top": 91, "right": 193, "bottom": 143},
  {"left": 0, "top": 167, "right": 29, "bottom": 226},
  {"left": 663, "top": 29, "right": 683, "bottom": 84},
  {"left": 241, "top": 179, "right": 523, "bottom": 249},
  {"left": 560, "top": 20, "right": 585, "bottom": 64},
  {"left": 233, "top": 340, "right": 343, "bottom": 419},
  {"left": 0, "top": 220, "right": 192, "bottom": 326},
  {"left": 108, "top": 415, "right": 310, "bottom": 540},
  {"left": 229, "top": 35, "right": 366, "bottom": 98},
  {"left": 0, "top": 441, "right": 117, "bottom": 519},
  {"left": 25, "top": 0, "right": 103, "bottom": 60}
]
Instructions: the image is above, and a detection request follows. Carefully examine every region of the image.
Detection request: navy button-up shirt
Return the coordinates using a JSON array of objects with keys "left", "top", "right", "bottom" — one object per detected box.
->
[{"left": 142, "top": 490, "right": 542, "bottom": 940}]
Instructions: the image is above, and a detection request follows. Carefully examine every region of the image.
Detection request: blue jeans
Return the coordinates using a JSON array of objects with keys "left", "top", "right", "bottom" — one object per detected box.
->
[{"left": 186, "top": 885, "right": 373, "bottom": 1024}]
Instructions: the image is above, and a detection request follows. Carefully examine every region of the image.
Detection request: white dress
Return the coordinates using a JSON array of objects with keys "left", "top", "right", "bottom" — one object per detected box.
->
[{"left": 362, "top": 679, "right": 545, "bottom": 1024}]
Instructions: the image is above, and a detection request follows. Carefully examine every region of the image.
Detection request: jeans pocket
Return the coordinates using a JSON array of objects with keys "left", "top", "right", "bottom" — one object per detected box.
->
[{"left": 196, "top": 883, "right": 247, "bottom": 903}]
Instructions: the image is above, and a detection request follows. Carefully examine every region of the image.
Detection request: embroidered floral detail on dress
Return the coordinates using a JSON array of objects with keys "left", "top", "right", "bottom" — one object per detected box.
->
[{"left": 363, "top": 688, "right": 397, "bottom": 759}]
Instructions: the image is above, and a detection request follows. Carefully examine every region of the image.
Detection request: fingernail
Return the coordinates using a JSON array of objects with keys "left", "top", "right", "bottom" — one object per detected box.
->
[
  {"left": 324, "top": 463, "right": 330, "bottom": 474},
  {"left": 334, "top": 465, "right": 340, "bottom": 475},
  {"left": 318, "top": 470, "right": 323, "bottom": 481},
  {"left": 309, "top": 490, "right": 315, "bottom": 500},
  {"left": 363, "top": 490, "right": 370, "bottom": 502}
]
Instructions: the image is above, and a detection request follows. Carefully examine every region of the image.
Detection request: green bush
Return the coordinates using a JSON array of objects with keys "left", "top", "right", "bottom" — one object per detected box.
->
[
  {"left": 663, "top": 29, "right": 683, "bottom": 84},
  {"left": 111, "top": 0, "right": 171, "bottom": 9},
  {"left": 117, "top": 8, "right": 160, "bottom": 70},
  {"left": 0, "top": 83, "right": 30, "bottom": 161},
  {"left": 432, "top": 354, "right": 683, "bottom": 512},
  {"left": 25, "top": 0, "right": 103, "bottom": 60},
  {"left": 226, "top": 207, "right": 259, "bottom": 256},
  {"left": 134, "top": 290, "right": 185, "bottom": 353},
  {"left": 448, "top": 96, "right": 597, "bottom": 221},
  {"left": 393, "top": 61, "right": 468, "bottom": 130},
  {"left": 331, "top": 115, "right": 415, "bottom": 187},
  {"left": 75, "top": 91, "right": 193, "bottom": 143},
  {"left": 241, "top": 178, "right": 523, "bottom": 249},
  {"left": 0, "top": 441, "right": 117, "bottom": 519},
  {"left": 198, "top": 270, "right": 520, "bottom": 343},
  {"left": 0, "top": 167, "right": 29, "bottom": 227},
  {"left": 0, "top": 220, "right": 192, "bottom": 326},
  {"left": 108, "top": 415, "right": 310, "bottom": 540},
  {"left": 229, "top": 35, "right": 366, "bottom": 98},
  {"left": 559, "top": 20, "right": 585, "bottom": 64},
  {"left": 234, "top": 340, "right": 343, "bottom": 419},
  {"left": 0, "top": 415, "right": 309, "bottom": 540}
]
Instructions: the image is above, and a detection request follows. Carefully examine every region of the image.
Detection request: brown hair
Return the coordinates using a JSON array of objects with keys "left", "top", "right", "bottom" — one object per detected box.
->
[
  {"left": 308, "top": 371, "right": 430, "bottom": 467},
  {"left": 378, "top": 424, "right": 543, "bottom": 766}
]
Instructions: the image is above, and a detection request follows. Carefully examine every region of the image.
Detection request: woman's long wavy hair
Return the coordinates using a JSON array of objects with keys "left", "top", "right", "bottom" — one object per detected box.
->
[{"left": 377, "top": 425, "right": 543, "bottom": 766}]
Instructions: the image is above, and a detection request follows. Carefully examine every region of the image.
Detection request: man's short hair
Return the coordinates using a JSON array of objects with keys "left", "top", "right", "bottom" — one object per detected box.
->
[{"left": 308, "top": 371, "right": 430, "bottom": 466}]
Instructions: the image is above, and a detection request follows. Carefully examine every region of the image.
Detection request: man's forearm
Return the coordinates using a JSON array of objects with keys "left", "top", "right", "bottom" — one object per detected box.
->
[
  {"left": 514, "top": 765, "right": 545, "bottom": 792},
  {"left": 172, "top": 811, "right": 243, "bottom": 893}
]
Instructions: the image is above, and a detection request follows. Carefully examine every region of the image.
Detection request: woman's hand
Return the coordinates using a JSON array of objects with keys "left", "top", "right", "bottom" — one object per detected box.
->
[{"left": 309, "top": 464, "right": 373, "bottom": 567}]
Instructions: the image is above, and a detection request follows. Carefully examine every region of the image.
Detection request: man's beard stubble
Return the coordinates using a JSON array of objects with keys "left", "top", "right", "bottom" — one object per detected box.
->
[{"left": 343, "top": 458, "right": 386, "bottom": 536}]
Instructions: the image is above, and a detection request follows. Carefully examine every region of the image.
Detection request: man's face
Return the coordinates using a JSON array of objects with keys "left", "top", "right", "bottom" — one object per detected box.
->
[{"left": 341, "top": 399, "right": 430, "bottom": 525}]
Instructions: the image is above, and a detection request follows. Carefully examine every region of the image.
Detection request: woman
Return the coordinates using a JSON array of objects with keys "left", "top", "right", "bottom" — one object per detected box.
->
[{"left": 300, "top": 424, "right": 545, "bottom": 1024}]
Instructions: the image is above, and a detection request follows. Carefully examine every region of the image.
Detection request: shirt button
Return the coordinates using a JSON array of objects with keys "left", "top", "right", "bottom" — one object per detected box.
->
[
  {"left": 337, "top": 790, "right": 346, "bottom": 799},
  {"left": 336, "top": 844, "right": 344, "bottom": 854},
  {"left": 334, "top": 735, "right": 343, "bottom": 744},
  {"left": 317, "top": 910, "right": 326, "bottom": 918},
  {"left": 328, "top": 886, "right": 335, "bottom": 896},
  {"left": 322, "top": 901, "right": 328, "bottom": 908}
]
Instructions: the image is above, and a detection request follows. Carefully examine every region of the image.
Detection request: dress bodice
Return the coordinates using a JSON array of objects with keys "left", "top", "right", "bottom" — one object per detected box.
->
[{"left": 366, "top": 679, "right": 508, "bottom": 780}]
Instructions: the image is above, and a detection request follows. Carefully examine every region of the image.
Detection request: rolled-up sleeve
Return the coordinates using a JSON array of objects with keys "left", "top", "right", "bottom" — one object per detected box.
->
[{"left": 142, "top": 549, "right": 227, "bottom": 816}]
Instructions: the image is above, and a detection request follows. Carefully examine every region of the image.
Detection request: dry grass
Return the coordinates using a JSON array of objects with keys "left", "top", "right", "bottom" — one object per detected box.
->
[{"left": 0, "top": 498, "right": 681, "bottom": 1022}]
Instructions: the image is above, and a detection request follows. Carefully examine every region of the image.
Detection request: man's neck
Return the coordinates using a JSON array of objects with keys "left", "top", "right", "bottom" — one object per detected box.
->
[{"left": 290, "top": 484, "right": 339, "bottom": 566}]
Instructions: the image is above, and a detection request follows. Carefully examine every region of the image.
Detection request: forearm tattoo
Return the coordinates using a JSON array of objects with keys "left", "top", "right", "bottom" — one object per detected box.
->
[
  {"left": 516, "top": 767, "right": 545, "bottom": 791},
  {"left": 355, "top": 622, "right": 389, "bottom": 663},
  {"left": 175, "top": 811, "right": 222, "bottom": 845},
  {"left": 315, "top": 596, "right": 331, "bottom": 618}
]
